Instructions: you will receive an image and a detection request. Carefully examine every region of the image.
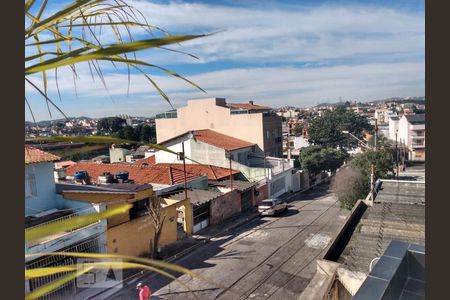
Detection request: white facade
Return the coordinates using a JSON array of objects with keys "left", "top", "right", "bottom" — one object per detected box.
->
[
  {"left": 109, "top": 147, "right": 131, "bottom": 163},
  {"left": 388, "top": 117, "right": 400, "bottom": 141}
]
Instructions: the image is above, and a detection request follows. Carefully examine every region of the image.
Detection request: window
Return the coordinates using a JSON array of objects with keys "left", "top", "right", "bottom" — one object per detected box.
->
[
  {"left": 129, "top": 198, "right": 150, "bottom": 220},
  {"left": 25, "top": 173, "right": 37, "bottom": 198}
]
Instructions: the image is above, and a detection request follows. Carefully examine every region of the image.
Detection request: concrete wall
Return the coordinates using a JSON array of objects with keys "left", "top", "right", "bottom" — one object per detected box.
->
[
  {"left": 209, "top": 190, "right": 241, "bottom": 225},
  {"left": 107, "top": 204, "right": 178, "bottom": 257},
  {"left": 25, "top": 162, "right": 58, "bottom": 216},
  {"left": 155, "top": 135, "right": 192, "bottom": 164},
  {"left": 388, "top": 118, "right": 399, "bottom": 141},
  {"left": 156, "top": 98, "right": 271, "bottom": 154},
  {"left": 109, "top": 148, "right": 131, "bottom": 163},
  {"left": 269, "top": 168, "right": 294, "bottom": 198},
  {"left": 262, "top": 114, "right": 283, "bottom": 157},
  {"left": 256, "top": 183, "right": 269, "bottom": 204}
]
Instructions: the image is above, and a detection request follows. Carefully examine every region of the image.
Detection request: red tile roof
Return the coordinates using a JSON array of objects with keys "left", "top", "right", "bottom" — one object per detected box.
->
[
  {"left": 159, "top": 129, "right": 255, "bottom": 151},
  {"left": 193, "top": 129, "right": 255, "bottom": 151},
  {"left": 65, "top": 162, "right": 202, "bottom": 185},
  {"left": 155, "top": 163, "right": 240, "bottom": 180},
  {"left": 55, "top": 160, "right": 77, "bottom": 168},
  {"left": 227, "top": 102, "right": 271, "bottom": 111},
  {"left": 25, "top": 145, "right": 61, "bottom": 165},
  {"left": 134, "top": 155, "right": 155, "bottom": 165}
]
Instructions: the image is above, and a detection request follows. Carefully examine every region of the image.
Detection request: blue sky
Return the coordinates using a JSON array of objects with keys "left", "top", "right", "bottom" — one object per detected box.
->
[{"left": 25, "top": 0, "right": 424, "bottom": 121}]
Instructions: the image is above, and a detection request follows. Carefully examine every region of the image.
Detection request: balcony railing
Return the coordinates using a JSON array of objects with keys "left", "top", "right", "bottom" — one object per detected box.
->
[
  {"left": 26, "top": 207, "right": 101, "bottom": 247},
  {"left": 155, "top": 111, "right": 178, "bottom": 119}
]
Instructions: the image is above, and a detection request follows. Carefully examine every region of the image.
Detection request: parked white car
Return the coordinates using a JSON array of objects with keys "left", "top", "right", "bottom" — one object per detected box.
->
[{"left": 258, "top": 198, "right": 288, "bottom": 216}]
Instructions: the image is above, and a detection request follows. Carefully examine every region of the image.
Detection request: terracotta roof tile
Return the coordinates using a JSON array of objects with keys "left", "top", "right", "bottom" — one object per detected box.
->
[
  {"left": 25, "top": 145, "right": 61, "bottom": 164},
  {"left": 193, "top": 129, "right": 255, "bottom": 151},
  {"left": 155, "top": 163, "right": 240, "bottom": 180},
  {"left": 134, "top": 155, "right": 156, "bottom": 165},
  {"left": 227, "top": 102, "right": 271, "bottom": 111},
  {"left": 65, "top": 162, "right": 202, "bottom": 185}
]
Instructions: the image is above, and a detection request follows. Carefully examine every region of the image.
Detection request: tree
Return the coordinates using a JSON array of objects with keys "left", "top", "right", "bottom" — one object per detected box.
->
[
  {"left": 146, "top": 197, "right": 166, "bottom": 259},
  {"left": 307, "top": 106, "right": 373, "bottom": 149},
  {"left": 299, "top": 145, "right": 347, "bottom": 174},
  {"left": 97, "top": 117, "right": 126, "bottom": 133},
  {"left": 350, "top": 149, "right": 395, "bottom": 182},
  {"left": 140, "top": 125, "right": 156, "bottom": 143},
  {"left": 331, "top": 166, "right": 366, "bottom": 209}
]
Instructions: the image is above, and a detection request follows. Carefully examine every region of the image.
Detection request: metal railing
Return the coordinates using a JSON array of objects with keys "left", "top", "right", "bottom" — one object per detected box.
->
[{"left": 26, "top": 207, "right": 100, "bottom": 234}]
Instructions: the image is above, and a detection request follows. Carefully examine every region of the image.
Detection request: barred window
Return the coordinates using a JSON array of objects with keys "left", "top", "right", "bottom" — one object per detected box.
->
[{"left": 25, "top": 173, "right": 37, "bottom": 198}]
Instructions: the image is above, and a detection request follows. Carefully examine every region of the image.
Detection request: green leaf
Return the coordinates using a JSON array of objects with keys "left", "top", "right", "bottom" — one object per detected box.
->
[
  {"left": 25, "top": 34, "right": 207, "bottom": 75},
  {"left": 25, "top": 204, "right": 132, "bottom": 243}
]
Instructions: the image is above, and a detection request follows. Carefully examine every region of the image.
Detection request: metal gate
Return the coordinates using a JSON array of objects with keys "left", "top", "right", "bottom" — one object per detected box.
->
[
  {"left": 240, "top": 190, "right": 253, "bottom": 212},
  {"left": 192, "top": 202, "right": 210, "bottom": 233},
  {"left": 26, "top": 235, "right": 105, "bottom": 300}
]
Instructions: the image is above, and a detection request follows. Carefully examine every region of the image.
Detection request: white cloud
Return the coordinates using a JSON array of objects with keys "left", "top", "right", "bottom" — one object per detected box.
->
[
  {"left": 128, "top": 1, "right": 424, "bottom": 64},
  {"left": 26, "top": 61, "right": 424, "bottom": 120}
]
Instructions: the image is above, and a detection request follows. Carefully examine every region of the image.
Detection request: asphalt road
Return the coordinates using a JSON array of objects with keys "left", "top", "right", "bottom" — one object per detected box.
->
[{"left": 106, "top": 184, "right": 349, "bottom": 300}]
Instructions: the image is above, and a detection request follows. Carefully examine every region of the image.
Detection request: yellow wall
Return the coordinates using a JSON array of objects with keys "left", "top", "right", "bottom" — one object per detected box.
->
[{"left": 107, "top": 204, "right": 178, "bottom": 257}]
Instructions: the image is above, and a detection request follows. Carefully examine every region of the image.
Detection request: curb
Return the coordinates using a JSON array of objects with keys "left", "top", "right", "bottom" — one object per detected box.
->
[
  {"left": 86, "top": 181, "right": 331, "bottom": 299},
  {"left": 85, "top": 212, "right": 260, "bottom": 299}
]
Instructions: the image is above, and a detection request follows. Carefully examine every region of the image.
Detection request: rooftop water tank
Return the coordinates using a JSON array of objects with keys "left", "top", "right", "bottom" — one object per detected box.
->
[{"left": 115, "top": 171, "right": 129, "bottom": 181}]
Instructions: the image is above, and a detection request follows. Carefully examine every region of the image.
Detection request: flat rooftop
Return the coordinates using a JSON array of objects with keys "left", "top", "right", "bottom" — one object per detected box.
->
[{"left": 337, "top": 202, "right": 425, "bottom": 275}]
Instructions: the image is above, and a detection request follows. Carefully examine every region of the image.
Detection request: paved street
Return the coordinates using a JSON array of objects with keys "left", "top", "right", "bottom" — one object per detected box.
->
[{"left": 106, "top": 184, "right": 350, "bottom": 300}]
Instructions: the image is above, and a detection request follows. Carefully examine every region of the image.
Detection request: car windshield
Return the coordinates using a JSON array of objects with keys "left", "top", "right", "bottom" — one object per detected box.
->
[{"left": 259, "top": 200, "right": 274, "bottom": 207}]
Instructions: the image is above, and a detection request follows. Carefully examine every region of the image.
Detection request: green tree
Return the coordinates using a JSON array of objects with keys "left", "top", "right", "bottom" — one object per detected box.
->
[
  {"left": 140, "top": 125, "right": 156, "bottom": 142},
  {"left": 350, "top": 149, "right": 395, "bottom": 197},
  {"left": 307, "top": 106, "right": 373, "bottom": 149},
  {"left": 97, "top": 117, "right": 126, "bottom": 133},
  {"left": 299, "top": 145, "right": 347, "bottom": 174}
]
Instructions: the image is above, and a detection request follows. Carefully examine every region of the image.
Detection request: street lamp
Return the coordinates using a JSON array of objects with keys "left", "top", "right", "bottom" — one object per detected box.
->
[{"left": 341, "top": 130, "right": 371, "bottom": 150}]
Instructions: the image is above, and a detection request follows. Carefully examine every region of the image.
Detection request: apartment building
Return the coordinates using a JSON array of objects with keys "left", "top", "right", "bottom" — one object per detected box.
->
[
  {"left": 398, "top": 114, "right": 425, "bottom": 161},
  {"left": 155, "top": 98, "right": 283, "bottom": 157}
]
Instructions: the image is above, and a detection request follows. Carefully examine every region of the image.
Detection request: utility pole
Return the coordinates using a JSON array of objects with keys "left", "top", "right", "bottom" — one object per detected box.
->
[
  {"left": 395, "top": 130, "right": 399, "bottom": 179},
  {"left": 181, "top": 141, "right": 188, "bottom": 200},
  {"left": 370, "top": 163, "right": 375, "bottom": 201},
  {"left": 287, "top": 121, "right": 292, "bottom": 161},
  {"left": 374, "top": 118, "right": 378, "bottom": 151},
  {"left": 229, "top": 151, "right": 233, "bottom": 190}
]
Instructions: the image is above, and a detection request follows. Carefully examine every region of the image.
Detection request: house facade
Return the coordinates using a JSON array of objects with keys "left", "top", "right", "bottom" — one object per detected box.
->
[
  {"left": 398, "top": 114, "right": 425, "bottom": 161},
  {"left": 25, "top": 146, "right": 108, "bottom": 299},
  {"left": 155, "top": 97, "right": 283, "bottom": 157}
]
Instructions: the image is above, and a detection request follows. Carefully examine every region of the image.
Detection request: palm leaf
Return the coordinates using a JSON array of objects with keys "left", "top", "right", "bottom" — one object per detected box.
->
[
  {"left": 25, "top": 34, "right": 207, "bottom": 75},
  {"left": 25, "top": 204, "right": 132, "bottom": 243}
]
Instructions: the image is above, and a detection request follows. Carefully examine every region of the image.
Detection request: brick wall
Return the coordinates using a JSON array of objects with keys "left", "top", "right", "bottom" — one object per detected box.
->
[
  {"left": 209, "top": 190, "right": 241, "bottom": 225},
  {"left": 256, "top": 183, "right": 269, "bottom": 204}
]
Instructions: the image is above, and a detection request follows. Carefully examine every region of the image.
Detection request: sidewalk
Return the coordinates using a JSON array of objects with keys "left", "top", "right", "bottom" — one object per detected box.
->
[
  {"left": 160, "top": 209, "right": 259, "bottom": 261},
  {"left": 83, "top": 182, "right": 329, "bottom": 299},
  {"left": 82, "top": 210, "right": 259, "bottom": 299}
]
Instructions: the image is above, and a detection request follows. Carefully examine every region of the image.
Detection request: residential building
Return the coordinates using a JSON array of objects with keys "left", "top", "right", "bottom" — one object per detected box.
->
[
  {"left": 388, "top": 115, "right": 400, "bottom": 141},
  {"left": 301, "top": 164, "right": 425, "bottom": 299},
  {"left": 109, "top": 145, "right": 131, "bottom": 163},
  {"left": 398, "top": 114, "right": 425, "bottom": 161},
  {"left": 154, "top": 129, "right": 297, "bottom": 198},
  {"left": 60, "top": 183, "right": 192, "bottom": 256},
  {"left": 64, "top": 162, "right": 208, "bottom": 195},
  {"left": 25, "top": 146, "right": 108, "bottom": 299},
  {"left": 155, "top": 97, "right": 283, "bottom": 157}
]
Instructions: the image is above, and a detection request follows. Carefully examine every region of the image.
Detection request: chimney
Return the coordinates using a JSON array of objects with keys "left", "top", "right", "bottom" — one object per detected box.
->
[{"left": 249, "top": 100, "right": 254, "bottom": 105}]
